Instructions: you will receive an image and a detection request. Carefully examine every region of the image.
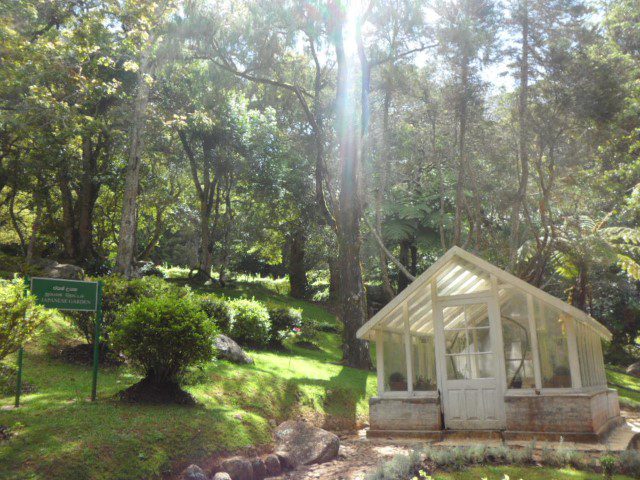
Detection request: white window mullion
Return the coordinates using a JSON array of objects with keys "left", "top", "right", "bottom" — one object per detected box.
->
[
  {"left": 566, "top": 317, "right": 582, "bottom": 389},
  {"left": 376, "top": 331, "right": 384, "bottom": 396},
  {"left": 403, "top": 303, "right": 414, "bottom": 394},
  {"left": 526, "top": 294, "right": 542, "bottom": 390}
]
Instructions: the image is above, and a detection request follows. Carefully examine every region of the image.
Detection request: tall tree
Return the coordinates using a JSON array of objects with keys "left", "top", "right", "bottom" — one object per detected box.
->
[{"left": 116, "top": 0, "right": 174, "bottom": 277}]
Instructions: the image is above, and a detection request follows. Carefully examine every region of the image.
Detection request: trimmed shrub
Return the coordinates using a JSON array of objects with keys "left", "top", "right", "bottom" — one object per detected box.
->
[
  {"left": 111, "top": 294, "right": 217, "bottom": 384},
  {"left": 267, "top": 305, "right": 302, "bottom": 347},
  {"left": 228, "top": 298, "right": 271, "bottom": 347},
  {"left": 199, "top": 295, "right": 233, "bottom": 334},
  {"left": 0, "top": 278, "right": 52, "bottom": 361},
  {"left": 68, "top": 276, "right": 187, "bottom": 346}
]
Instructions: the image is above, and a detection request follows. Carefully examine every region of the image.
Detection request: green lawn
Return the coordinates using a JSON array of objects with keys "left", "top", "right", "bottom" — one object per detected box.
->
[
  {"left": 0, "top": 281, "right": 375, "bottom": 479},
  {"left": 1, "top": 279, "right": 639, "bottom": 479},
  {"left": 606, "top": 366, "right": 640, "bottom": 408}
]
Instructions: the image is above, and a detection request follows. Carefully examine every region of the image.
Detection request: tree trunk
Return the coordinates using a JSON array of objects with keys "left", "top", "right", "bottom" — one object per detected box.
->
[
  {"left": 332, "top": 7, "right": 371, "bottom": 369},
  {"left": 288, "top": 226, "right": 308, "bottom": 299},
  {"left": 115, "top": 44, "right": 154, "bottom": 277},
  {"left": 376, "top": 82, "right": 395, "bottom": 302},
  {"left": 509, "top": 0, "right": 530, "bottom": 270},
  {"left": 76, "top": 136, "right": 101, "bottom": 263},
  {"left": 453, "top": 54, "right": 470, "bottom": 247},
  {"left": 197, "top": 203, "right": 213, "bottom": 279},
  {"left": 328, "top": 254, "right": 339, "bottom": 304},
  {"left": 57, "top": 166, "right": 77, "bottom": 260}
]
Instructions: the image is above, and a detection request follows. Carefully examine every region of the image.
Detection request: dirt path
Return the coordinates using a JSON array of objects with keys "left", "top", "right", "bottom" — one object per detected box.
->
[
  {"left": 270, "top": 412, "right": 640, "bottom": 480},
  {"left": 272, "top": 432, "right": 417, "bottom": 480}
]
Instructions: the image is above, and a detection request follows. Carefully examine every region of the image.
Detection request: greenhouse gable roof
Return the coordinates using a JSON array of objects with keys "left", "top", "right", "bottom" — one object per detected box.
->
[{"left": 356, "top": 246, "right": 612, "bottom": 341}]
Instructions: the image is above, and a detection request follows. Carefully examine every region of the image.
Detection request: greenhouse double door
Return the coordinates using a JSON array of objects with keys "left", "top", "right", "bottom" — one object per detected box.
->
[{"left": 434, "top": 295, "right": 506, "bottom": 430}]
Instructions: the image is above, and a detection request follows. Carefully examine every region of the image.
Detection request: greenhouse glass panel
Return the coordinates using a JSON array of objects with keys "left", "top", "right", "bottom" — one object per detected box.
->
[
  {"left": 382, "top": 331, "right": 408, "bottom": 391},
  {"left": 534, "top": 300, "right": 572, "bottom": 388},
  {"left": 411, "top": 335, "right": 436, "bottom": 391},
  {"left": 500, "top": 290, "right": 535, "bottom": 389},
  {"left": 436, "top": 258, "right": 491, "bottom": 296}
]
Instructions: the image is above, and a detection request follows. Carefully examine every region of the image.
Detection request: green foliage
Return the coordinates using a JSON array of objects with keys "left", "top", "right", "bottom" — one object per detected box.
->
[
  {"left": 267, "top": 304, "right": 302, "bottom": 347},
  {"left": 110, "top": 294, "right": 217, "bottom": 383},
  {"left": 601, "top": 455, "right": 617, "bottom": 480},
  {"left": 365, "top": 449, "right": 422, "bottom": 480},
  {"left": 0, "top": 277, "right": 51, "bottom": 361},
  {"left": 68, "top": 276, "right": 187, "bottom": 346},
  {"left": 199, "top": 295, "right": 233, "bottom": 334},
  {"left": 228, "top": 298, "right": 271, "bottom": 347}
]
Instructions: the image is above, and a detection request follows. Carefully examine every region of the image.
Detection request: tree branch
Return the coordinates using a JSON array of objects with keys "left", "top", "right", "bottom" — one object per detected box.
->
[{"left": 363, "top": 216, "right": 416, "bottom": 282}]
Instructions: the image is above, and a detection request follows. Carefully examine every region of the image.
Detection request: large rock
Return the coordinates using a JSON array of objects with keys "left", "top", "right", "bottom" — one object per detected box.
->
[
  {"left": 220, "top": 457, "right": 253, "bottom": 480},
  {"left": 181, "top": 464, "right": 207, "bottom": 480},
  {"left": 214, "top": 335, "right": 254, "bottom": 365},
  {"left": 250, "top": 458, "right": 266, "bottom": 480},
  {"left": 273, "top": 420, "right": 340, "bottom": 468},
  {"left": 36, "top": 259, "right": 84, "bottom": 280},
  {"left": 263, "top": 454, "right": 281, "bottom": 476},
  {"left": 213, "top": 474, "right": 232, "bottom": 480},
  {"left": 626, "top": 362, "right": 640, "bottom": 378}
]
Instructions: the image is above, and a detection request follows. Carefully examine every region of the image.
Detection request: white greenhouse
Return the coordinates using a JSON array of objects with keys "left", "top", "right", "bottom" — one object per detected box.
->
[{"left": 357, "top": 247, "right": 621, "bottom": 441}]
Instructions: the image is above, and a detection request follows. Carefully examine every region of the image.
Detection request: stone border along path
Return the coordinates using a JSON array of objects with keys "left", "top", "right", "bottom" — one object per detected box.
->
[{"left": 269, "top": 412, "right": 640, "bottom": 480}]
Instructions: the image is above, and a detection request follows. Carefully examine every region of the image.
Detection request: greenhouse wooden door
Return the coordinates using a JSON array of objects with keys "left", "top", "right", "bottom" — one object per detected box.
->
[{"left": 435, "top": 296, "right": 506, "bottom": 430}]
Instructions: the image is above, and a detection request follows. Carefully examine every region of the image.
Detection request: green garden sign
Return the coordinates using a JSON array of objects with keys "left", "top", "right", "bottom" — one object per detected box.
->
[
  {"left": 15, "top": 277, "right": 103, "bottom": 407},
  {"left": 30, "top": 277, "right": 99, "bottom": 311}
]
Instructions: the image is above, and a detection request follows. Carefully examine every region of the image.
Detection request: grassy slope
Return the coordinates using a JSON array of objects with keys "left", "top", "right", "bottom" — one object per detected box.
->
[
  {"left": 1, "top": 278, "right": 639, "bottom": 480},
  {"left": 606, "top": 366, "right": 640, "bottom": 407},
  {"left": 0, "top": 282, "right": 376, "bottom": 480}
]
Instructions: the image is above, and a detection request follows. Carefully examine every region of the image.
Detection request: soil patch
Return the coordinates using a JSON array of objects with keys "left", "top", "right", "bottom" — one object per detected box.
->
[
  {"left": 54, "top": 343, "right": 124, "bottom": 367},
  {"left": 0, "top": 425, "right": 12, "bottom": 442},
  {"left": 0, "top": 364, "right": 36, "bottom": 396},
  {"left": 293, "top": 340, "right": 321, "bottom": 351},
  {"left": 118, "top": 377, "right": 196, "bottom": 405}
]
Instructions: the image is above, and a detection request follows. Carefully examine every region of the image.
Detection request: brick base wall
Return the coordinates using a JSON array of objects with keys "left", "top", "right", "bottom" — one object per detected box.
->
[
  {"left": 369, "top": 396, "right": 442, "bottom": 432},
  {"left": 504, "top": 389, "right": 621, "bottom": 436}
]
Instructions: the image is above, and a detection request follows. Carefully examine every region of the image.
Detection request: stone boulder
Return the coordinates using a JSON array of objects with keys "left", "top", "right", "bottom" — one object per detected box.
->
[
  {"left": 181, "top": 464, "right": 207, "bottom": 480},
  {"left": 36, "top": 259, "right": 84, "bottom": 280},
  {"left": 250, "top": 458, "right": 266, "bottom": 480},
  {"left": 626, "top": 362, "right": 640, "bottom": 378},
  {"left": 220, "top": 457, "right": 253, "bottom": 480},
  {"left": 273, "top": 420, "right": 340, "bottom": 468},
  {"left": 263, "top": 454, "right": 281, "bottom": 476},
  {"left": 214, "top": 335, "right": 254, "bottom": 365},
  {"left": 213, "top": 474, "right": 232, "bottom": 480}
]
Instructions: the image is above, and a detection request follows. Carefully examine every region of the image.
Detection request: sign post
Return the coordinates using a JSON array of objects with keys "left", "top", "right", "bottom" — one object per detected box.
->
[
  {"left": 26, "top": 277, "right": 102, "bottom": 403},
  {"left": 91, "top": 282, "right": 103, "bottom": 401},
  {"left": 14, "top": 277, "right": 29, "bottom": 408}
]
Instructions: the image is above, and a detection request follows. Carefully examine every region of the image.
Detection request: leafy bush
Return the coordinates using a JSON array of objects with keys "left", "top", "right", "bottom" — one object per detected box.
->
[
  {"left": 267, "top": 305, "right": 302, "bottom": 347},
  {"left": 68, "top": 276, "right": 187, "bottom": 346},
  {"left": 228, "top": 298, "right": 271, "bottom": 347},
  {"left": 111, "top": 294, "right": 217, "bottom": 384},
  {"left": 601, "top": 454, "right": 616, "bottom": 480},
  {"left": 199, "top": 295, "right": 233, "bottom": 334},
  {"left": 0, "top": 278, "right": 51, "bottom": 361}
]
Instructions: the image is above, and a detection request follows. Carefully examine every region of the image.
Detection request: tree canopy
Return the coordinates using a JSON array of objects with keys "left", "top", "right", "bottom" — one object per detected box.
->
[{"left": 1, "top": 0, "right": 640, "bottom": 366}]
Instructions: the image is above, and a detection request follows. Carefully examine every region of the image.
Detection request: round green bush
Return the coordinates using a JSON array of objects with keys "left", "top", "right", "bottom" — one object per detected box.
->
[
  {"left": 228, "top": 298, "right": 271, "bottom": 347},
  {"left": 199, "top": 295, "right": 233, "bottom": 334},
  {"left": 267, "top": 305, "right": 302, "bottom": 347},
  {"left": 0, "top": 278, "right": 52, "bottom": 361},
  {"left": 111, "top": 294, "right": 217, "bottom": 384},
  {"left": 68, "top": 276, "right": 188, "bottom": 346}
]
